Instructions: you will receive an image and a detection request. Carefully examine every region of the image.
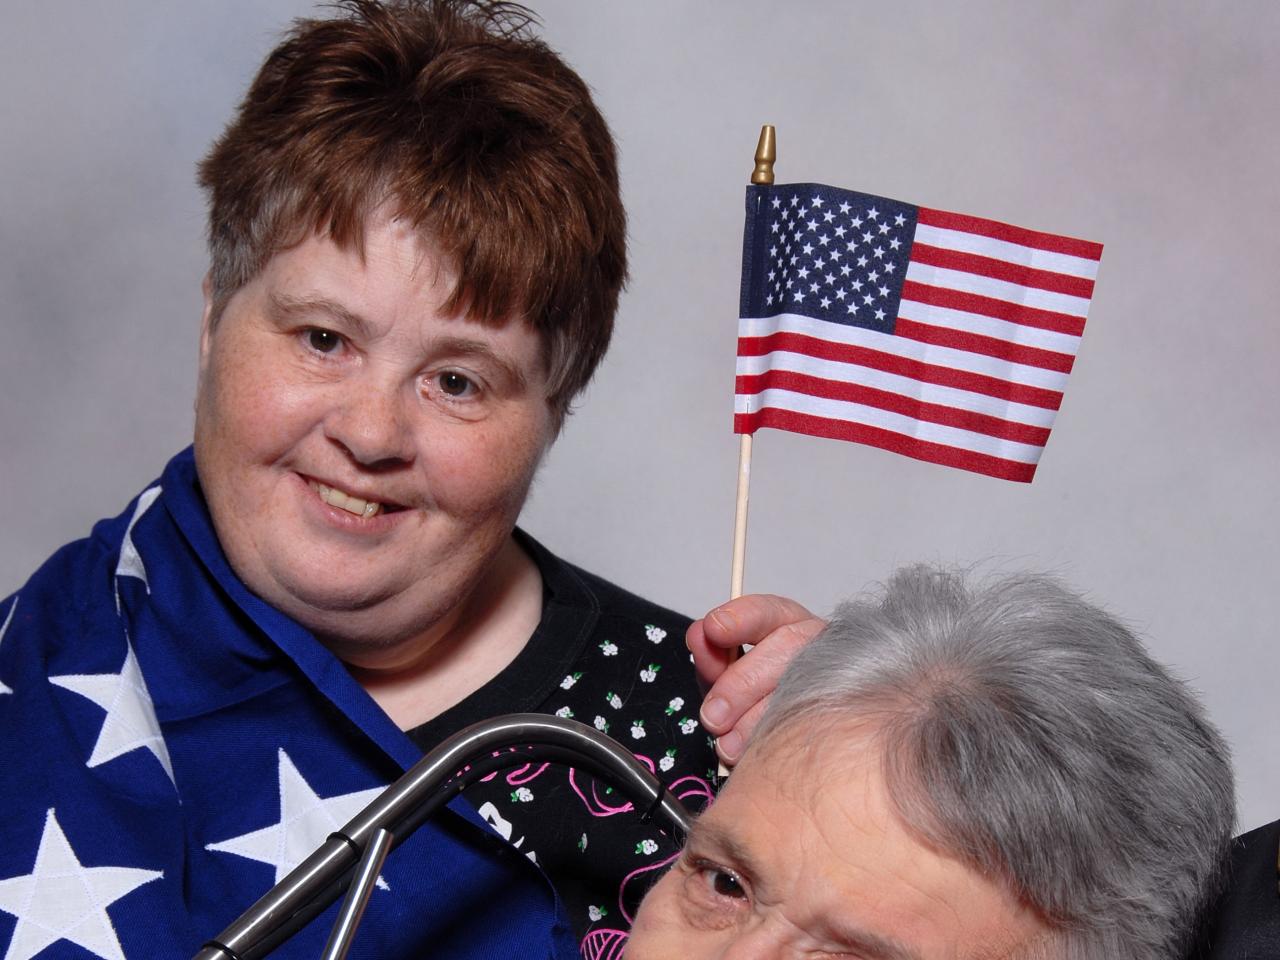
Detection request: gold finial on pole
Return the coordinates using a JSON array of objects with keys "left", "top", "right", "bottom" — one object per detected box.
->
[{"left": 750, "top": 125, "right": 776, "bottom": 185}]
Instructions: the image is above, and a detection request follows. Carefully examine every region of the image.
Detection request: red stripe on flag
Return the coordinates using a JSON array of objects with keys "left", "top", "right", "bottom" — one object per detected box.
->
[
  {"left": 899, "top": 280, "right": 1086, "bottom": 337},
  {"left": 892, "top": 318, "right": 1076, "bottom": 374},
  {"left": 733, "top": 409, "right": 1038, "bottom": 482},
  {"left": 735, "top": 369, "right": 1052, "bottom": 446},
  {"left": 908, "top": 243, "right": 1096, "bottom": 299},
  {"left": 737, "top": 332, "right": 1064, "bottom": 410},
  {"left": 916, "top": 207, "right": 1103, "bottom": 261}
]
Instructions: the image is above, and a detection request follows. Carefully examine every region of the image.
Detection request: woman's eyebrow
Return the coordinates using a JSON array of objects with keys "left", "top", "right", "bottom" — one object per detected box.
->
[
  {"left": 822, "top": 920, "right": 924, "bottom": 960},
  {"left": 268, "top": 292, "right": 374, "bottom": 339},
  {"left": 685, "top": 820, "right": 764, "bottom": 884},
  {"left": 689, "top": 821, "right": 923, "bottom": 960}
]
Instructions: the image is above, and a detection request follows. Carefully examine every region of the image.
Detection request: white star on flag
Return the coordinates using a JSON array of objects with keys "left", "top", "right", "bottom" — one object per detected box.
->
[
  {"left": 206, "top": 749, "right": 389, "bottom": 887},
  {"left": 0, "top": 597, "right": 15, "bottom": 696},
  {"left": 49, "top": 640, "right": 175, "bottom": 786},
  {"left": 0, "top": 809, "right": 161, "bottom": 960}
]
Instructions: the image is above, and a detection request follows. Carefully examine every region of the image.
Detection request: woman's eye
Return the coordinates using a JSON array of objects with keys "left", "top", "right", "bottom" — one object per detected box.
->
[
  {"left": 709, "top": 869, "right": 747, "bottom": 900},
  {"left": 306, "top": 329, "right": 342, "bottom": 354},
  {"left": 437, "top": 371, "right": 475, "bottom": 397}
]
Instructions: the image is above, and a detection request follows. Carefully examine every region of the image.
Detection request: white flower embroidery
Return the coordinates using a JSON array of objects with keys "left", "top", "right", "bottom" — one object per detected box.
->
[
  {"left": 639, "top": 663, "right": 660, "bottom": 683},
  {"left": 630, "top": 721, "right": 646, "bottom": 740},
  {"left": 593, "top": 715, "right": 609, "bottom": 732},
  {"left": 560, "top": 672, "right": 582, "bottom": 690},
  {"left": 607, "top": 693, "right": 623, "bottom": 710},
  {"left": 658, "top": 754, "right": 676, "bottom": 772},
  {"left": 665, "top": 696, "right": 684, "bottom": 715},
  {"left": 599, "top": 641, "right": 618, "bottom": 657},
  {"left": 679, "top": 717, "right": 698, "bottom": 735},
  {"left": 512, "top": 787, "right": 534, "bottom": 803},
  {"left": 635, "top": 838, "right": 659, "bottom": 855},
  {"left": 645, "top": 624, "right": 667, "bottom": 644},
  {"left": 555, "top": 706, "right": 574, "bottom": 719},
  {"left": 588, "top": 904, "right": 606, "bottom": 921}
]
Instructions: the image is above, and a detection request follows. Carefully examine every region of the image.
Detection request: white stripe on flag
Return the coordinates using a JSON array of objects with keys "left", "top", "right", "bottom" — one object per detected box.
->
[
  {"left": 896, "top": 299, "right": 1082, "bottom": 355},
  {"left": 913, "top": 223, "right": 1101, "bottom": 279},
  {"left": 733, "top": 389, "right": 1044, "bottom": 464},
  {"left": 904, "top": 262, "right": 1092, "bottom": 317},
  {"left": 737, "top": 313, "right": 1071, "bottom": 393},
  {"left": 735, "top": 351, "right": 1059, "bottom": 428}
]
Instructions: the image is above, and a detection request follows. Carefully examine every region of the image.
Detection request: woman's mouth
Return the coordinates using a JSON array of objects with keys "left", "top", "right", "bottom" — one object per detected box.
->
[{"left": 307, "top": 480, "right": 402, "bottom": 519}]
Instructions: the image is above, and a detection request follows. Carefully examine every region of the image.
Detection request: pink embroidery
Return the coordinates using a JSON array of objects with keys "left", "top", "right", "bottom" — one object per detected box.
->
[
  {"left": 580, "top": 928, "right": 628, "bottom": 960},
  {"left": 569, "top": 767, "right": 634, "bottom": 817},
  {"left": 617, "top": 852, "right": 678, "bottom": 925}
]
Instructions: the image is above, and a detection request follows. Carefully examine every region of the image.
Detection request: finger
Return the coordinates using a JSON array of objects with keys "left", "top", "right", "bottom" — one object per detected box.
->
[
  {"left": 698, "top": 623, "right": 819, "bottom": 735},
  {"left": 713, "top": 696, "right": 770, "bottom": 766},
  {"left": 685, "top": 617, "right": 735, "bottom": 691},
  {"left": 700, "top": 593, "right": 821, "bottom": 650}
]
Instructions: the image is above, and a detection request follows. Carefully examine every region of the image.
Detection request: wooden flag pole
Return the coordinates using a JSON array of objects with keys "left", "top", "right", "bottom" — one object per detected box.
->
[
  {"left": 729, "top": 125, "right": 776, "bottom": 601},
  {"left": 720, "top": 125, "right": 775, "bottom": 779}
]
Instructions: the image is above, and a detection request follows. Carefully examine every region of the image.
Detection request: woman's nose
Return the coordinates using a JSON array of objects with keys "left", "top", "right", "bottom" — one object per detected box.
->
[{"left": 323, "top": 379, "right": 416, "bottom": 469}]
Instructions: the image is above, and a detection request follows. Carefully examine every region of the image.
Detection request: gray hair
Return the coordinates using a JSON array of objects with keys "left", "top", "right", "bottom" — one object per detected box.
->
[{"left": 754, "top": 565, "right": 1233, "bottom": 960}]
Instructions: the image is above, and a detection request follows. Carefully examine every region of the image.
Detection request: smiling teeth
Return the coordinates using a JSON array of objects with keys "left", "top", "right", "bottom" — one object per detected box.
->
[{"left": 314, "top": 482, "right": 382, "bottom": 519}]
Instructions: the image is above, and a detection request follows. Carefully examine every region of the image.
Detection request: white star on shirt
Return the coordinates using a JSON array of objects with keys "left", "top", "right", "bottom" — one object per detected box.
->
[
  {"left": 114, "top": 486, "right": 163, "bottom": 599},
  {"left": 868, "top": 206, "right": 880, "bottom": 220},
  {"left": 0, "top": 809, "right": 161, "bottom": 960},
  {"left": 0, "top": 597, "right": 16, "bottom": 696},
  {"left": 49, "top": 641, "right": 174, "bottom": 786},
  {"left": 771, "top": 197, "right": 781, "bottom": 209},
  {"left": 811, "top": 196, "right": 823, "bottom": 208},
  {"left": 839, "top": 201, "right": 851, "bottom": 214},
  {"left": 819, "top": 296, "right": 831, "bottom": 309},
  {"left": 875, "top": 308, "right": 887, "bottom": 321},
  {"left": 890, "top": 237, "right": 902, "bottom": 250},
  {"left": 894, "top": 213, "right": 906, "bottom": 226},
  {"left": 206, "top": 749, "right": 387, "bottom": 887},
  {"left": 834, "top": 226, "right": 846, "bottom": 238}
]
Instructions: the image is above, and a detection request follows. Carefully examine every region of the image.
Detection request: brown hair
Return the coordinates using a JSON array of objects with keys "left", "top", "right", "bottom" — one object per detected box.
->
[{"left": 198, "top": 0, "right": 626, "bottom": 415}]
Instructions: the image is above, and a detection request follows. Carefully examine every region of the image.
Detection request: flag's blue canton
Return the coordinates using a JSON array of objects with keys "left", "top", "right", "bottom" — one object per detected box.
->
[{"left": 740, "top": 183, "right": 918, "bottom": 335}]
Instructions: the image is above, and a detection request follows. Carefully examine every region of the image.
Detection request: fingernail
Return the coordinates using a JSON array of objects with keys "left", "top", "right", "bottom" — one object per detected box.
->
[
  {"left": 709, "top": 609, "right": 738, "bottom": 632},
  {"left": 701, "top": 697, "right": 730, "bottom": 729},
  {"left": 717, "top": 730, "right": 743, "bottom": 763}
]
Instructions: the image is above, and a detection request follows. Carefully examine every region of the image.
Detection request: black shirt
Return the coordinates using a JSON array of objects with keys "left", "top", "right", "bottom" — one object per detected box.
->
[{"left": 408, "top": 530, "right": 717, "bottom": 951}]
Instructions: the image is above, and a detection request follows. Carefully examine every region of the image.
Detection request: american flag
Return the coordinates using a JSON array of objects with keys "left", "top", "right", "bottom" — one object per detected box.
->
[{"left": 735, "top": 182, "right": 1102, "bottom": 482}]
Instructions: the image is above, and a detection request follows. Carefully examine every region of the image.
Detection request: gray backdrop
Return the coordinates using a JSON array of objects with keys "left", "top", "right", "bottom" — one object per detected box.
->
[{"left": 2, "top": 2, "right": 1276, "bottom": 831}]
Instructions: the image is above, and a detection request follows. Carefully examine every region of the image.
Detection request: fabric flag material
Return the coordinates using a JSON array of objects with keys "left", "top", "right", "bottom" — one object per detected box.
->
[{"left": 735, "top": 182, "right": 1102, "bottom": 482}]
